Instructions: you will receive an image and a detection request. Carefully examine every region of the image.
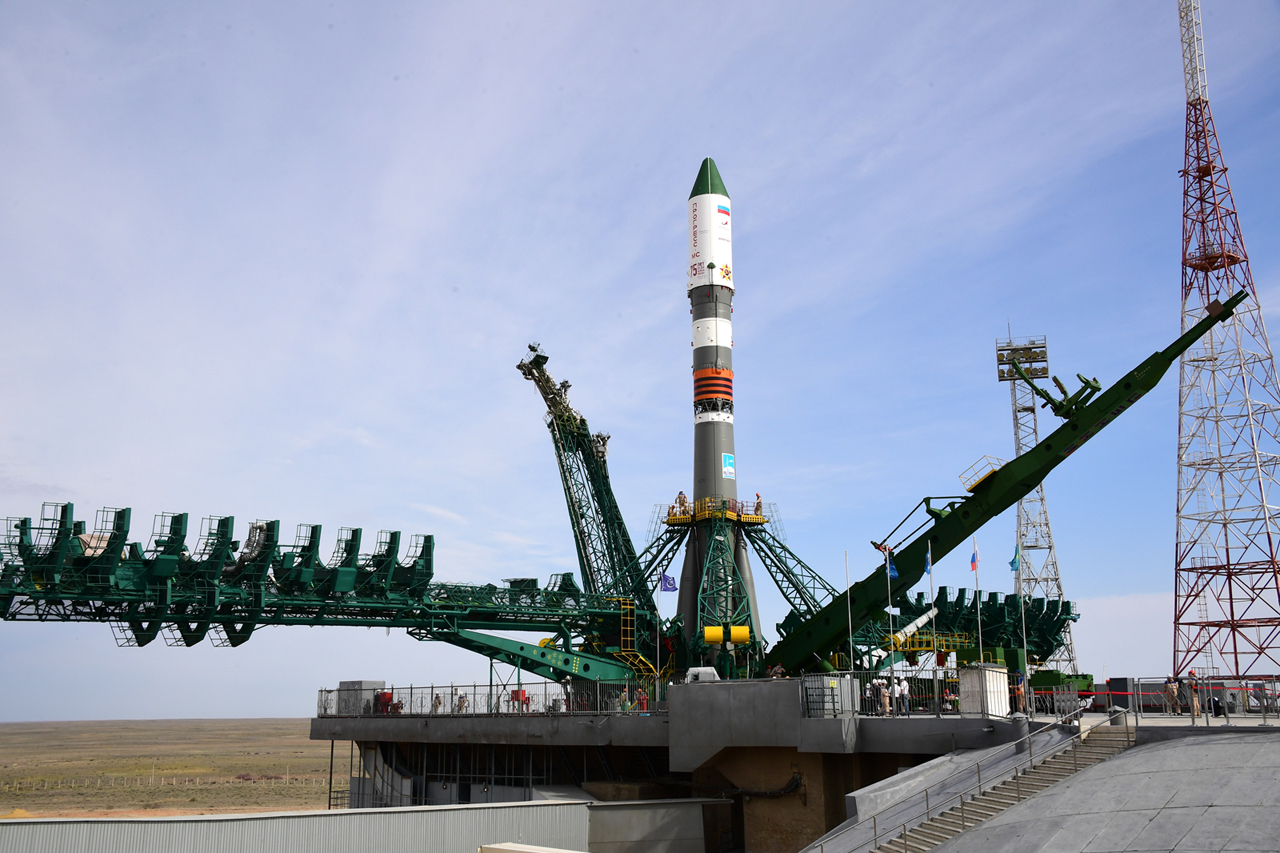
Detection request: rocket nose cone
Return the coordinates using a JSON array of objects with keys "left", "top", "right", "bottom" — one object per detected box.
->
[{"left": 689, "top": 157, "right": 729, "bottom": 200}]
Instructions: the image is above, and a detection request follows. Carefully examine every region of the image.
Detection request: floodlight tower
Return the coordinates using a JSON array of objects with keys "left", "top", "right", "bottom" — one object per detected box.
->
[
  {"left": 997, "top": 337, "right": 1078, "bottom": 673},
  {"left": 1174, "top": 0, "right": 1280, "bottom": 677}
]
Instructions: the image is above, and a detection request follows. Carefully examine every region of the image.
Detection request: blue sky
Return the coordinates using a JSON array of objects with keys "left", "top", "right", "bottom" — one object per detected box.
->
[{"left": 1, "top": 2, "right": 1278, "bottom": 720}]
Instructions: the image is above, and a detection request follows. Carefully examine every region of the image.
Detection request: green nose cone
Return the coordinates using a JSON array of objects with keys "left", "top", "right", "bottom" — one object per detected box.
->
[{"left": 689, "top": 157, "right": 729, "bottom": 200}]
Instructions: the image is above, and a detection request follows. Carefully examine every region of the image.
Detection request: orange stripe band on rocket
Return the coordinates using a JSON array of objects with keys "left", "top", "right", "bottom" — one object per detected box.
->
[{"left": 694, "top": 368, "right": 734, "bottom": 402}]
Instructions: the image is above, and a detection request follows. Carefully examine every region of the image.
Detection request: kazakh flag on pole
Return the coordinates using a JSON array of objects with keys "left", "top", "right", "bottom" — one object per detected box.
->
[{"left": 1009, "top": 544, "right": 1022, "bottom": 573}]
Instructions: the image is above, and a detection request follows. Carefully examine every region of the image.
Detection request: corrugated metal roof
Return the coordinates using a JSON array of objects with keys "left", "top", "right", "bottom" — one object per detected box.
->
[{"left": 0, "top": 800, "right": 590, "bottom": 853}]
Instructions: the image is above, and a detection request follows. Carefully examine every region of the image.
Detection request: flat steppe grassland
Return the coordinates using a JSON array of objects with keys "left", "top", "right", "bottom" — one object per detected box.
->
[{"left": 0, "top": 718, "right": 337, "bottom": 818}]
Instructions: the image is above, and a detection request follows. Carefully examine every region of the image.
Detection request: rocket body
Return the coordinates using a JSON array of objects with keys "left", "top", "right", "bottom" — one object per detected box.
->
[
  {"left": 687, "top": 160, "right": 737, "bottom": 502},
  {"left": 677, "top": 158, "right": 763, "bottom": 652}
]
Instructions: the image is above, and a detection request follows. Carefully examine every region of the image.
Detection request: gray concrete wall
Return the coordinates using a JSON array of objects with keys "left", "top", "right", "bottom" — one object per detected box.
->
[
  {"left": 0, "top": 800, "right": 590, "bottom": 853},
  {"left": 587, "top": 799, "right": 715, "bottom": 853},
  {"left": 0, "top": 797, "right": 716, "bottom": 853},
  {"left": 668, "top": 679, "right": 857, "bottom": 771},
  {"left": 312, "top": 713, "right": 669, "bottom": 748},
  {"left": 854, "top": 715, "right": 1029, "bottom": 755}
]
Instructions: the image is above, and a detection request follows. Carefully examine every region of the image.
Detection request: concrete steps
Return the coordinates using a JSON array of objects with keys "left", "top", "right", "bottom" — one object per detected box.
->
[{"left": 869, "top": 725, "right": 1134, "bottom": 853}]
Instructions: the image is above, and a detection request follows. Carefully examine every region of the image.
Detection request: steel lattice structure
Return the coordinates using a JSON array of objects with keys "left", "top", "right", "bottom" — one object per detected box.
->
[
  {"left": 1174, "top": 0, "right": 1280, "bottom": 677},
  {"left": 997, "top": 336, "right": 1078, "bottom": 673}
]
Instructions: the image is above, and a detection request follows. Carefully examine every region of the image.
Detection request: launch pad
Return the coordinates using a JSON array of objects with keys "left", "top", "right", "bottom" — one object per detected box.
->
[{"left": 310, "top": 673, "right": 1035, "bottom": 852}]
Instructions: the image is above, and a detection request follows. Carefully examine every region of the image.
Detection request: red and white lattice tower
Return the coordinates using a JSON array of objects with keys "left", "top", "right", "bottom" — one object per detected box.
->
[{"left": 1174, "top": 0, "right": 1280, "bottom": 677}]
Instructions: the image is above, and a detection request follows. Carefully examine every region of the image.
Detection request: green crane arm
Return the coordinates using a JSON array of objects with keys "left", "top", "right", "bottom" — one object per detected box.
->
[
  {"left": 517, "top": 344, "right": 646, "bottom": 606},
  {"left": 764, "top": 290, "right": 1248, "bottom": 674}
]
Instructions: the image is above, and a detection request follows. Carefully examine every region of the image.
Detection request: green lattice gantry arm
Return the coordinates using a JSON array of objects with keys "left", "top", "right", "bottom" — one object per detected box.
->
[
  {"left": 763, "top": 290, "right": 1248, "bottom": 673},
  {"left": 0, "top": 504, "right": 639, "bottom": 681}
]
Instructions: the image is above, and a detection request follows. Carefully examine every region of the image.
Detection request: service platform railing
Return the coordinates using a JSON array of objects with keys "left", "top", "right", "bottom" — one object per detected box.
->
[
  {"left": 663, "top": 496, "right": 772, "bottom": 525},
  {"left": 317, "top": 678, "right": 665, "bottom": 719},
  {"left": 800, "top": 667, "right": 1038, "bottom": 720}
]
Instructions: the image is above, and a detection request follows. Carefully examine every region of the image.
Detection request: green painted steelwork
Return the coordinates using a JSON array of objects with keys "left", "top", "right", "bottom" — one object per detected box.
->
[
  {"left": 517, "top": 344, "right": 668, "bottom": 673},
  {"left": 689, "top": 157, "right": 729, "bottom": 199},
  {"left": 2, "top": 296, "right": 1240, "bottom": 681},
  {"left": 764, "top": 290, "right": 1248, "bottom": 674},
  {"left": 846, "top": 587, "right": 1080, "bottom": 670},
  {"left": 517, "top": 345, "right": 648, "bottom": 605},
  {"left": 693, "top": 514, "right": 759, "bottom": 664},
  {"left": 0, "top": 503, "right": 636, "bottom": 677},
  {"left": 742, "top": 525, "right": 839, "bottom": 628}
]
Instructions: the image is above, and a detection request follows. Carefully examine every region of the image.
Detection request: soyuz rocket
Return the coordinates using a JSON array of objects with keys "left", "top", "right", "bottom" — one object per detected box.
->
[{"left": 675, "top": 158, "right": 763, "bottom": 650}]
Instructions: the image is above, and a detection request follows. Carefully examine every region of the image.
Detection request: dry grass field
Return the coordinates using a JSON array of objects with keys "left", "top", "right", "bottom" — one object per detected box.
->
[{"left": 0, "top": 718, "right": 338, "bottom": 818}]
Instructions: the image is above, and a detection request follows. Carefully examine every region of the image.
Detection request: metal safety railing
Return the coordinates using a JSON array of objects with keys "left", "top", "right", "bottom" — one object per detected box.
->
[
  {"left": 813, "top": 708, "right": 1134, "bottom": 853},
  {"left": 317, "top": 678, "right": 665, "bottom": 718},
  {"left": 1101, "top": 675, "right": 1279, "bottom": 725},
  {"left": 663, "top": 496, "right": 772, "bottom": 524},
  {"left": 799, "top": 667, "right": 1036, "bottom": 720}
]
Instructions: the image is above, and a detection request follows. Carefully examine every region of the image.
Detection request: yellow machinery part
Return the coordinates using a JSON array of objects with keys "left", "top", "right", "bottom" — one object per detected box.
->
[{"left": 705, "top": 625, "right": 750, "bottom": 645}]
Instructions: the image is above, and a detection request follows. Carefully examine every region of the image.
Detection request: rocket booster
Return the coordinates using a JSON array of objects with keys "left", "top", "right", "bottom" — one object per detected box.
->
[{"left": 687, "top": 158, "right": 736, "bottom": 502}]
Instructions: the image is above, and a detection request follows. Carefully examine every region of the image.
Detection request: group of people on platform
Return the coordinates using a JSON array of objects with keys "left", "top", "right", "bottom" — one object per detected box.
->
[
  {"left": 667, "top": 491, "right": 765, "bottom": 517},
  {"left": 866, "top": 676, "right": 912, "bottom": 716},
  {"left": 1163, "top": 670, "right": 1203, "bottom": 717}
]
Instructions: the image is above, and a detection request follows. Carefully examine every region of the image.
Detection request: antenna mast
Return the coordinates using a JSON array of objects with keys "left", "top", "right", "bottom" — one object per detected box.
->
[{"left": 1173, "top": 0, "right": 1280, "bottom": 677}]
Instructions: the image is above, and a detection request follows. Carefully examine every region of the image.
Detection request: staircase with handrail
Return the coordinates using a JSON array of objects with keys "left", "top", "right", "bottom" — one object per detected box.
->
[{"left": 811, "top": 710, "right": 1137, "bottom": 853}]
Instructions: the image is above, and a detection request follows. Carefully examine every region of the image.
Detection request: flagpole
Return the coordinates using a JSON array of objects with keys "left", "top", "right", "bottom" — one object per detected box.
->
[
  {"left": 884, "top": 550, "right": 896, "bottom": 687},
  {"left": 928, "top": 541, "right": 939, "bottom": 718},
  {"left": 656, "top": 578, "right": 661, "bottom": 684},
  {"left": 1011, "top": 545, "right": 1029, "bottom": 713},
  {"left": 844, "top": 550, "right": 853, "bottom": 672},
  {"left": 928, "top": 541, "right": 937, "bottom": 667},
  {"left": 973, "top": 537, "right": 984, "bottom": 666}
]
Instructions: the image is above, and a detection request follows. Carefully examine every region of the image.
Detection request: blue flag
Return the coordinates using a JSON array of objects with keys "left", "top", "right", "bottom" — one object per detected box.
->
[
  {"left": 887, "top": 557, "right": 898, "bottom": 580},
  {"left": 1009, "top": 544, "right": 1022, "bottom": 573},
  {"left": 659, "top": 572, "right": 677, "bottom": 592},
  {"left": 924, "top": 548, "right": 931, "bottom": 576}
]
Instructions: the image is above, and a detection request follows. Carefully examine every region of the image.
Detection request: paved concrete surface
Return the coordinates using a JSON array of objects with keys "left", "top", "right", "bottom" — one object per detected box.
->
[{"left": 929, "top": 730, "right": 1280, "bottom": 853}]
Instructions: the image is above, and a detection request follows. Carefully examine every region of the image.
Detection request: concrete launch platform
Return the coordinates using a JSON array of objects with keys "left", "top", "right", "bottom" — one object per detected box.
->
[{"left": 312, "top": 677, "right": 1040, "bottom": 852}]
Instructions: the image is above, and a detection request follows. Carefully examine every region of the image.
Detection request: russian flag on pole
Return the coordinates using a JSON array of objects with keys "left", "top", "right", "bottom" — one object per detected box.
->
[{"left": 970, "top": 542, "right": 980, "bottom": 572}]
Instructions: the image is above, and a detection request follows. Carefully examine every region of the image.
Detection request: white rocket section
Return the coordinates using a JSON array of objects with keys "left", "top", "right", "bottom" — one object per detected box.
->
[
  {"left": 891, "top": 608, "right": 938, "bottom": 646},
  {"left": 687, "top": 193, "right": 733, "bottom": 291},
  {"left": 692, "top": 317, "right": 733, "bottom": 349},
  {"left": 863, "top": 607, "right": 939, "bottom": 667},
  {"left": 694, "top": 411, "right": 734, "bottom": 425}
]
